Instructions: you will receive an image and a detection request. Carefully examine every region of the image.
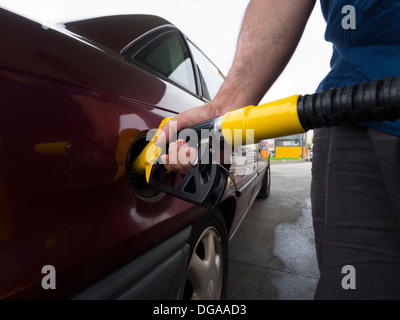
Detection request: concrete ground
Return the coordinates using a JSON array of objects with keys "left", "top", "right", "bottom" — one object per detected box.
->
[{"left": 227, "top": 161, "right": 320, "bottom": 300}]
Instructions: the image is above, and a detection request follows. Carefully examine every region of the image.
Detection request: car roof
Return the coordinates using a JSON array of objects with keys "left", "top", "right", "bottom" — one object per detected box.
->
[{"left": 63, "top": 14, "right": 174, "bottom": 53}]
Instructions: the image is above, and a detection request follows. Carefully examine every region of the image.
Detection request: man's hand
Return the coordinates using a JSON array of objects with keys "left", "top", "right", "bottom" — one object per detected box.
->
[
  {"left": 159, "top": 139, "right": 198, "bottom": 175},
  {"left": 155, "top": 102, "right": 224, "bottom": 174}
]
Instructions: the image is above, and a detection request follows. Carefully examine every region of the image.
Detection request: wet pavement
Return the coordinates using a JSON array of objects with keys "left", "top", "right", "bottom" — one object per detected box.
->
[{"left": 227, "top": 161, "right": 320, "bottom": 300}]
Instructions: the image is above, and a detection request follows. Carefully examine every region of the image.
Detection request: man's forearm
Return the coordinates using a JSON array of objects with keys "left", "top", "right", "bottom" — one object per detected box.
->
[{"left": 214, "top": 0, "right": 316, "bottom": 113}]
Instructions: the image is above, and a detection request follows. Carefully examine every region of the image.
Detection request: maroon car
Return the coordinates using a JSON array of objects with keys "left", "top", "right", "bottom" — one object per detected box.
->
[{"left": 0, "top": 8, "right": 270, "bottom": 300}]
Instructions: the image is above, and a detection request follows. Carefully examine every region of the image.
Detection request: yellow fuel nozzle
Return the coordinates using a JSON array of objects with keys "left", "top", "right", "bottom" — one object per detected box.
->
[
  {"left": 132, "top": 117, "right": 173, "bottom": 183},
  {"left": 131, "top": 97, "right": 304, "bottom": 182},
  {"left": 220, "top": 95, "right": 306, "bottom": 145}
]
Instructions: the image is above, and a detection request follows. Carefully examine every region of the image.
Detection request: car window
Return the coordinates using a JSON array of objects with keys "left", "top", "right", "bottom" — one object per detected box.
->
[
  {"left": 133, "top": 32, "right": 196, "bottom": 94},
  {"left": 187, "top": 40, "right": 224, "bottom": 101}
]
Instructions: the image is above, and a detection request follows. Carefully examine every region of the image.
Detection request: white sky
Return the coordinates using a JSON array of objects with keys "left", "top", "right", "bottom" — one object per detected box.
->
[{"left": 0, "top": 0, "right": 332, "bottom": 103}]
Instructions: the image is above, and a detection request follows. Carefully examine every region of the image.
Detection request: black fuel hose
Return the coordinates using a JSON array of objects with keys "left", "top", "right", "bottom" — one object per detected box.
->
[{"left": 297, "top": 76, "right": 400, "bottom": 130}]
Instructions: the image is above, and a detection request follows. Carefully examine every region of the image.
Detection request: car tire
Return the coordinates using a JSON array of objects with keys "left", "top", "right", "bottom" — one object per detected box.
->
[
  {"left": 183, "top": 209, "right": 229, "bottom": 300},
  {"left": 257, "top": 163, "right": 271, "bottom": 199}
]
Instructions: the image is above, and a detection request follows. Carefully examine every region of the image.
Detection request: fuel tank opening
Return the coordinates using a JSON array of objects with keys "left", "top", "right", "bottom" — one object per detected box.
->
[{"left": 126, "top": 131, "right": 166, "bottom": 202}]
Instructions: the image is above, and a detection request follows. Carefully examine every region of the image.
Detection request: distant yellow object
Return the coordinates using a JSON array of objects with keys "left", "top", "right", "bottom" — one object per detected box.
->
[{"left": 261, "top": 149, "right": 269, "bottom": 159}]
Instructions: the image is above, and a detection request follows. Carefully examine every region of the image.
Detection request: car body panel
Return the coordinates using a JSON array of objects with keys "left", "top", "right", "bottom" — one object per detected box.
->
[{"left": 0, "top": 8, "right": 269, "bottom": 299}]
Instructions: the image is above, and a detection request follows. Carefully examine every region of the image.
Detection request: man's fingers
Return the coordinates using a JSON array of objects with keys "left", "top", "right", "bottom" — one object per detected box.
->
[
  {"left": 167, "top": 141, "right": 178, "bottom": 166},
  {"left": 154, "top": 129, "right": 167, "bottom": 147},
  {"left": 161, "top": 140, "right": 198, "bottom": 174},
  {"left": 160, "top": 154, "right": 168, "bottom": 165}
]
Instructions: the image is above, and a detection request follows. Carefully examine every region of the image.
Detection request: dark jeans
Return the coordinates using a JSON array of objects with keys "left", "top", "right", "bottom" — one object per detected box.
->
[{"left": 311, "top": 126, "right": 400, "bottom": 300}]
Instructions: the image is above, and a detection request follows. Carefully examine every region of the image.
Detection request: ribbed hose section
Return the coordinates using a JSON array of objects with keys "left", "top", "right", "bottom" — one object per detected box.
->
[{"left": 297, "top": 76, "right": 400, "bottom": 130}]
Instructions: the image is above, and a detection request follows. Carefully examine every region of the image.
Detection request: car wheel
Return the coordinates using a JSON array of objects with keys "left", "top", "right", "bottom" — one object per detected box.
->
[
  {"left": 257, "top": 164, "right": 271, "bottom": 199},
  {"left": 183, "top": 210, "right": 228, "bottom": 300}
]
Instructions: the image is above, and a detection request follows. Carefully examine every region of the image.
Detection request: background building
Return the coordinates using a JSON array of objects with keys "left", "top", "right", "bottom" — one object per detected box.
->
[{"left": 274, "top": 133, "right": 310, "bottom": 159}]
